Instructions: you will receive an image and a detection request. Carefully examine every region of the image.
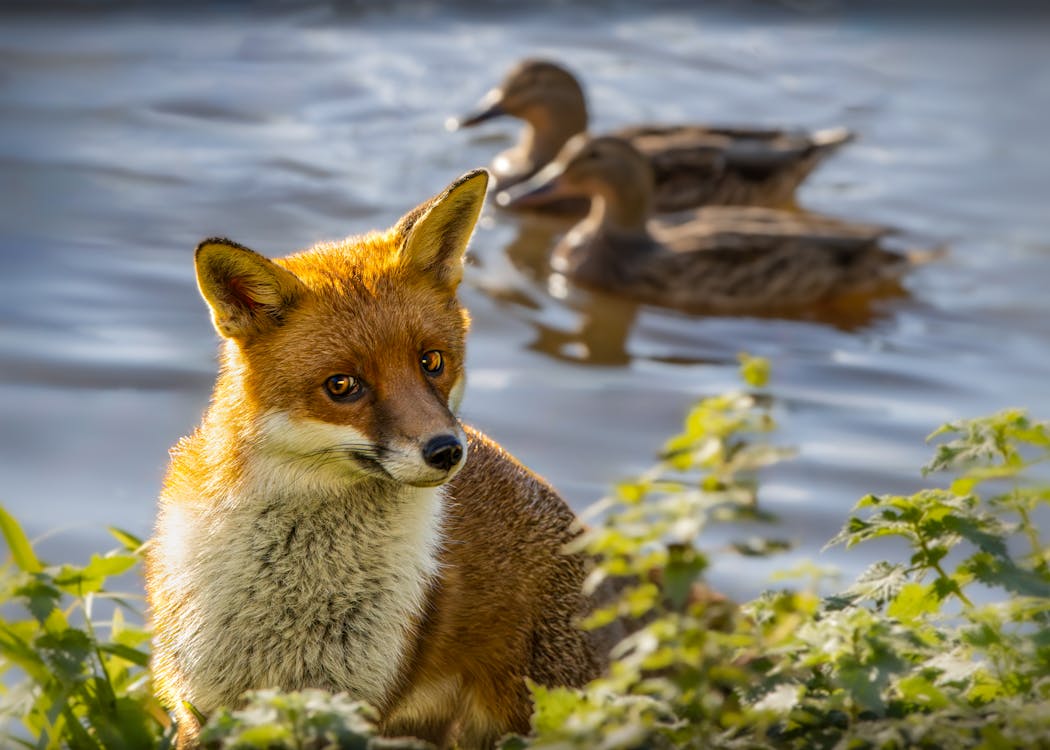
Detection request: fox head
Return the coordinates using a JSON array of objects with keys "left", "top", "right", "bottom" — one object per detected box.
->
[{"left": 194, "top": 169, "right": 488, "bottom": 491}]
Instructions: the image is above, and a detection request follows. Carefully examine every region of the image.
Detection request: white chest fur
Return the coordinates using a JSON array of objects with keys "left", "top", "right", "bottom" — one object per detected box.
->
[{"left": 162, "top": 479, "right": 444, "bottom": 713}]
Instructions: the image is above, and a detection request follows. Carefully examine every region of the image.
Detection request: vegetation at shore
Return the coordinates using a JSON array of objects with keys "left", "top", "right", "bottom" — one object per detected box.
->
[{"left": 2, "top": 358, "right": 1048, "bottom": 749}]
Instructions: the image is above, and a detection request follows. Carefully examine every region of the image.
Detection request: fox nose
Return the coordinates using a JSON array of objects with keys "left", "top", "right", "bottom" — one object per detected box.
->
[{"left": 422, "top": 434, "right": 463, "bottom": 472}]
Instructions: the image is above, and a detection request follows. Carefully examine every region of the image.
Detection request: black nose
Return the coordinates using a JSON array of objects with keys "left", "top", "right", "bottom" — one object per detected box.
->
[{"left": 422, "top": 434, "right": 463, "bottom": 472}]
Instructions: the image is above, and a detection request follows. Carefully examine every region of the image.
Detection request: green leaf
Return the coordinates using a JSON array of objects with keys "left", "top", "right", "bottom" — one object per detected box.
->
[
  {"left": 0, "top": 505, "right": 42, "bottom": 573},
  {"left": 232, "top": 724, "right": 293, "bottom": 744},
  {"left": 842, "top": 561, "right": 908, "bottom": 606},
  {"left": 184, "top": 700, "right": 208, "bottom": 726},
  {"left": 36, "top": 628, "right": 93, "bottom": 683},
  {"left": 0, "top": 622, "right": 50, "bottom": 683},
  {"left": 86, "top": 695, "right": 158, "bottom": 749},
  {"left": 107, "top": 527, "right": 145, "bottom": 553},
  {"left": 62, "top": 703, "right": 105, "bottom": 750},
  {"left": 887, "top": 582, "right": 939, "bottom": 622},
  {"left": 662, "top": 546, "right": 707, "bottom": 610},
  {"left": 99, "top": 643, "right": 150, "bottom": 668},
  {"left": 14, "top": 577, "right": 62, "bottom": 624},
  {"left": 837, "top": 663, "right": 888, "bottom": 713},
  {"left": 738, "top": 353, "right": 770, "bottom": 388},
  {"left": 53, "top": 553, "right": 138, "bottom": 595},
  {"left": 896, "top": 674, "right": 949, "bottom": 710},
  {"left": 529, "top": 681, "right": 582, "bottom": 734},
  {"left": 960, "top": 552, "right": 1050, "bottom": 598},
  {"left": 83, "top": 553, "right": 138, "bottom": 580}
]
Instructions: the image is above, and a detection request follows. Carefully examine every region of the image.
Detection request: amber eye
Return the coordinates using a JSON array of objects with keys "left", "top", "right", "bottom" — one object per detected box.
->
[
  {"left": 324, "top": 374, "right": 362, "bottom": 401},
  {"left": 420, "top": 350, "right": 444, "bottom": 375}
]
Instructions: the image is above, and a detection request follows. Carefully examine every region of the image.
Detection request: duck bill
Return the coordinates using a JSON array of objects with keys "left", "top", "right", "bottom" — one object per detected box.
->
[
  {"left": 495, "top": 168, "right": 574, "bottom": 210},
  {"left": 454, "top": 90, "right": 507, "bottom": 128}
]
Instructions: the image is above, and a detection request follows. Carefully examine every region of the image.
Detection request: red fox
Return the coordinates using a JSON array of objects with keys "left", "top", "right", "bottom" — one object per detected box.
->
[{"left": 145, "top": 170, "right": 611, "bottom": 749}]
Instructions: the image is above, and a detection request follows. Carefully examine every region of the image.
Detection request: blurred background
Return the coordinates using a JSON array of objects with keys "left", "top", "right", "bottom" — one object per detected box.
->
[{"left": 1, "top": 0, "right": 1048, "bottom": 600}]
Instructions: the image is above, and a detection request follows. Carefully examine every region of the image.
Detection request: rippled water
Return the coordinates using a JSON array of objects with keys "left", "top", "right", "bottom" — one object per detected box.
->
[{"left": 1, "top": 2, "right": 1048, "bottom": 599}]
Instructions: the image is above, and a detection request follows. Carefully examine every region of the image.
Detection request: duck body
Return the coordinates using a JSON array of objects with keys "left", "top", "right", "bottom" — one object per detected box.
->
[
  {"left": 558, "top": 208, "right": 907, "bottom": 314},
  {"left": 456, "top": 59, "right": 854, "bottom": 214},
  {"left": 512, "top": 135, "right": 912, "bottom": 314}
]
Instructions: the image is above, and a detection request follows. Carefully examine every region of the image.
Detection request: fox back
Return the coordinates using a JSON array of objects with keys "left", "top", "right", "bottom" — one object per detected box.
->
[{"left": 146, "top": 170, "right": 608, "bottom": 749}]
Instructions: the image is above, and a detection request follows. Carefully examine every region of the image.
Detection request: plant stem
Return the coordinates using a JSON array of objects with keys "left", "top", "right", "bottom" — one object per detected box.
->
[
  {"left": 81, "top": 588, "right": 117, "bottom": 710},
  {"left": 1014, "top": 491, "right": 1046, "bottom": 573},
  {"left": 915, "top": 527, "right": 975, "bottom": 609}
]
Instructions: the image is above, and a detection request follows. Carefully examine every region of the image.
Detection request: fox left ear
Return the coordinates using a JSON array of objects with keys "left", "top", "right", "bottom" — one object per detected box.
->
[
  {"left": 195, "top": 238, "right": 305, "bottom": 340},
  {"left": 396, "top": 169, "right": 489, "bottom": 289}
]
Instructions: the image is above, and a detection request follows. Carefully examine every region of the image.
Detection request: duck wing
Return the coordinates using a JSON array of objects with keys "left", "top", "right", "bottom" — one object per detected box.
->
[
  {"left": 636, "top": 210, "right": 906, "bottom": 312},
  {"left": 658, "top": 206, "right": 894, "bottom": 245},
  {"left": 615, "top": 124, "right": 855, "bottom": 211}
]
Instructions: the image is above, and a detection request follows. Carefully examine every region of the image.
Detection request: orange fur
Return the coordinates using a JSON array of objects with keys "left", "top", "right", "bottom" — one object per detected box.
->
[{"left": 146, "top": 170, "right": 608, "bottom": 749}]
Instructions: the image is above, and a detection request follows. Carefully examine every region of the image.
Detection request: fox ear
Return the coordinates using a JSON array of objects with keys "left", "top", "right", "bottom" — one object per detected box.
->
[
  {"left": 195, "top": 238, "right": 305, "bottom": 340},
  {"left": 396, "top": 168, "right": 489, "bottom": 289}
]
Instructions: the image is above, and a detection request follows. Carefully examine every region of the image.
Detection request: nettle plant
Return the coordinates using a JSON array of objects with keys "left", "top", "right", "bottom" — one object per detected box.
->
[
  {"left": 506, "top": 372, "right": 1050, "bottom": 750},
  {"left": 1, "top": 358, "right": 1048, "bottom": 749}
]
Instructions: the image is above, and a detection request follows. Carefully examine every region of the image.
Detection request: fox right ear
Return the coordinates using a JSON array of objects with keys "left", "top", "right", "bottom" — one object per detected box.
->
[
  {"left": 395, "top": 169, "right": 489, "bottom": 290},
  {"left": 195, "top": 238, "right": 305, "bottom": 340}
]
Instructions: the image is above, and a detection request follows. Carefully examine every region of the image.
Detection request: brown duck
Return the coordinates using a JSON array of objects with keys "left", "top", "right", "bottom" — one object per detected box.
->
[
  {"left": 455, "top": 58, "right": 855, "bottom": 213},
  {"left": 501, "top": 135, "right": 916, "bottom": 314}
]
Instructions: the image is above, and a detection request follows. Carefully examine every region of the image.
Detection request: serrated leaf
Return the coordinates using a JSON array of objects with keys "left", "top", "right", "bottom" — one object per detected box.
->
[
  {"left": 960, "top": 552, "right": 1050, "bottom": 598},
  {"left": 752, "top": 682, "right": 799, "bottom": 712},
  {"left": 843, "top": 562, "right": 909, "bottom": 605},
  {"left": 14, "top": 578, "right": 61, "bottom": 624},
  {"left": 36, "top": 628, "right": 92, "bottom": 682}
]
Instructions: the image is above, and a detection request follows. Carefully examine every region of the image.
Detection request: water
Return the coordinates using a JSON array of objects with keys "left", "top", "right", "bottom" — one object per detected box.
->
[{"left": 1, "top": 2, "right": 1048, "bottom": 600}]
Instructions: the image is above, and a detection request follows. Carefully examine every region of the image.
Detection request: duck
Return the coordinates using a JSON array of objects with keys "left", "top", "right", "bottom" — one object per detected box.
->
[
  {"left": 454, "top": 58, "right": 855, "bottom": 214},
  {"left": 499, "top": 134, "right": 916, "bottom": 315}
]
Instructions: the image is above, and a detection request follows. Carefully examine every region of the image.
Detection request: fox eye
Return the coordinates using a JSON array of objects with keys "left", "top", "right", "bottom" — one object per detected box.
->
[
  {"left": 324, "top": 374, "right": 362, "bottom": 401},
  {"left": 420, "top": 350, "right": 444, "bottom": 375}
]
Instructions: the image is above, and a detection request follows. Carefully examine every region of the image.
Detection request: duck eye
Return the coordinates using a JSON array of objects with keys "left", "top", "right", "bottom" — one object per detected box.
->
[
  {"left": 420, "top": 350, "right": 444, "bottom": 375},
  {"left": 324, "top": 374, "right": 362, "bottom": 401}
]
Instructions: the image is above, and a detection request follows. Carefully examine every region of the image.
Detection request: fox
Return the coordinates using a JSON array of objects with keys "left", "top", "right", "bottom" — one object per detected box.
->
[{"left": 145, "top": 169, "right": 616, "bottom": 749}]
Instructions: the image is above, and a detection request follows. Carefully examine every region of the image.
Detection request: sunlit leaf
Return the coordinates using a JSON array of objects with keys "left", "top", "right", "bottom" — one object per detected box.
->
[
  {"left": 99, "top": 643, "right": 150, "bottom": 669},
  {"left": 895, "top": 674, "right": 949, "bottom": 710},
  {"left": 887, "top": 582, "right": 939, "bottom": 622},
  {"left": 0, "top": 505, "right": 42, "bottom": 574},
  {"left": 737, "top": 353, "right": 770, "bottom": 388},
  {"left": 107, "top": 527, "right": 145, "bottom": 553}
]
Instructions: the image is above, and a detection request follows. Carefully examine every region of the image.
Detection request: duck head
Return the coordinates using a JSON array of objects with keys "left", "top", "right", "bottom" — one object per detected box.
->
[
  {"left": 457, "top": 59, "right": 587, "bottom": 129},
  {"left": 454, "top": 59, "right": 589, "bottom": 184},
  {"left": 498, "top": 135, "right": 655, "bottom": 235}
]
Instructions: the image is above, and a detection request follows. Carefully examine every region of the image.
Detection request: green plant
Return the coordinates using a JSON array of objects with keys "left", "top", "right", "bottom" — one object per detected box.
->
[
  {"left": 199, "top": 689, "right": 431, "bottom": 750},
  {"left": 500, "top": 354, "right": 797, "bottom": 749},
  {"left": 508, "top": 374, "right": 1050, "bottom": 749},
  {"left": 3, "top": 361, "right": 1048, "bottom": 749},
  {"left": 0, "top": 510, "right": 169, "bottom": 749}
]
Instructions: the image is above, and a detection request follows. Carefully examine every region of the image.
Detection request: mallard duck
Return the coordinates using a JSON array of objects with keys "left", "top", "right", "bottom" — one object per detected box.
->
[
  {"left": 454, "top": 58, "right": 855, "bottom": 213},
  {"left": 500, "top": 134, "right": 914, "bottom": 314}
]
